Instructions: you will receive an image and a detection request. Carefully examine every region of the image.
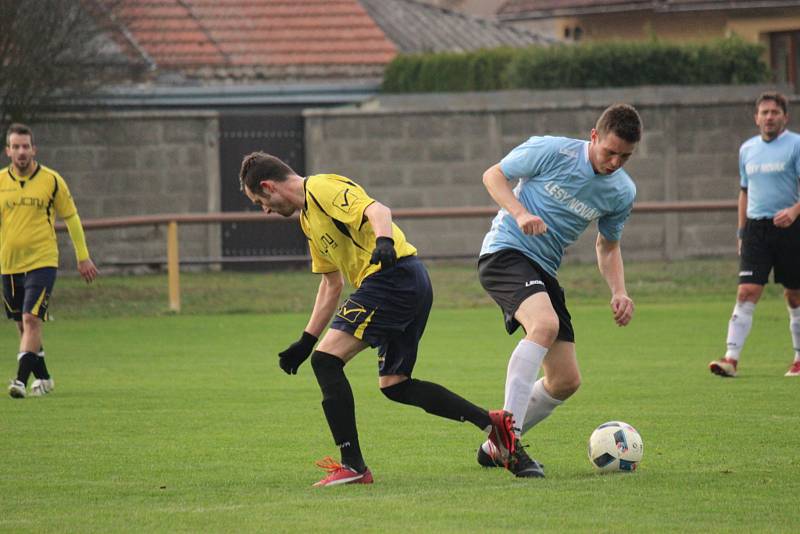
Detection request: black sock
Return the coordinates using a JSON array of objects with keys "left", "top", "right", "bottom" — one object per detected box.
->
[
  {"left": 311, "top": 351, "right": 366, "bottom": 472},
  {"left": 34, "top": 355, "right": 50, "bottom": 380},
  {"left": 16, "top": 352, "right": 38, "bottom": 386},
  {"left": 381, "top": 378, "right": 491, "bottom": 430}
]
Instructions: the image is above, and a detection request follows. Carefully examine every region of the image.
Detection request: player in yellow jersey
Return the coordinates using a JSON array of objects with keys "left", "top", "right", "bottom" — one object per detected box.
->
[
  {"left": 239, "top": 152, "right": 517, "bottom": 487},
  {"left": 2, "top": 123, "right": 98, "bottom": 399}
]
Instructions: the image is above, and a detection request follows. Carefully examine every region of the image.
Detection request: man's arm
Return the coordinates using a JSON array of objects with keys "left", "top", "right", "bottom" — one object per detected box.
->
[
  {"left": 737, "top": 188, "right": 747, "bottom": 255},
  {"left": 364, "top": 201, "right": 397, "bottom": 269},
  {"left": 364, "top": 201, "right": 392, "bottom": 239},
  {"left": 595, "top": 233, "right": 633, "bottom": 326},
  {"left": 63, "top": 213, "right": 98, "bottom": 283},
  {"left": 482, "top": 163, "right": 546, "bottom": 235},
  {"left": 278, "top": 270, "right": 344, "bottom": 375},
  {"left": 304, "top": 271, "right": 345, "bottom": 337}
]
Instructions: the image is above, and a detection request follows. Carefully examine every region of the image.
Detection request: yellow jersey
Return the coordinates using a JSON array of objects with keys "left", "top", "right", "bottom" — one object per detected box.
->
[
  {"left": 0, "top": 163, "right": 80, "bottom": 274},
  {"left": 301, "top": 174, "right": 417, "bottom": 287}
]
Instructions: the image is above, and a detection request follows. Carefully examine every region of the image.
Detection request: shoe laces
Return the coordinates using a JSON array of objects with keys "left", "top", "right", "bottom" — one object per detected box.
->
[
  {"left": 510, "top": 440, "right": 542, "bottom": 470},
  {"left": 315, "top": 456, "right": 345, "bottom": 474}
]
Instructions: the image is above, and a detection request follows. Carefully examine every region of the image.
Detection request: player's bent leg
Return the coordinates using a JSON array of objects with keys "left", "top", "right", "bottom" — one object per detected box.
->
[
  {"left": 316, "top": 328, "right": 369, "bottom": 363},
  {"left": 502, "top": 293, "right": 556, "bottom": 433},
  {"left": 520, "top": 341, "right": 578, "bottom": 435},
  {"left": 379, "top": 375, "right": 493, "bottom": 430}
]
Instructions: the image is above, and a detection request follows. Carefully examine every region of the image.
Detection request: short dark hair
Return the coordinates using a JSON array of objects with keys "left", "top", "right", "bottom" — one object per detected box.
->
[
  {"left": 755, "top": 91, "right": 787, "bottom": 115},
  {"left": 5, "top": 123, "right": 34, "bottom": 146},
  {"left": 239, "top": 152, "right": 296, "bottom": 192},
  {"left": 595, "top": 104, "right": 642, "bottom": 143}
]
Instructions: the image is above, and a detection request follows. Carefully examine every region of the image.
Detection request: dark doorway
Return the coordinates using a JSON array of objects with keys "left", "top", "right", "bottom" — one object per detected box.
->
[{"left": 219, "top": 113, "right": 308, "bottom": 270}]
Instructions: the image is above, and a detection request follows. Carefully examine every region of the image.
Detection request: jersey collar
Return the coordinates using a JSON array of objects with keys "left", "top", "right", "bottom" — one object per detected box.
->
[{"left": 8, "top": 162, "right": 41, "bottom": 184}]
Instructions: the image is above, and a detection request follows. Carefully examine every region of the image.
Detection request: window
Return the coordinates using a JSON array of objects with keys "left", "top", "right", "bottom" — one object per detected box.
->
[{"left": 770, "top": 31, "right": 800, "bottom": 92}]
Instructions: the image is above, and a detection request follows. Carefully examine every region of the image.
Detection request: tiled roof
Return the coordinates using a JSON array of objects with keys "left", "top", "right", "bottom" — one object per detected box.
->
[
  {"left": 498, "top": 0, "right": 800, "bottom": 18},
  {"left": 358, "top": 0, "right": 549, "bottom": 53},
  {"left": 109, "top": 0, "right": 548, "bottom": 83},
  {"left": 114, "top": 0, "right": 397, "bottom": 82}
]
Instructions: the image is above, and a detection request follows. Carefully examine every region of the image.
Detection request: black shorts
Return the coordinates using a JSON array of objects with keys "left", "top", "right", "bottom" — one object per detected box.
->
[
  {"left": 739, "top": 217, "right": 800, "bottom": 289},
  {"left": 2, "top": 267, "right": 57, "bottom": 321},
  {"left": 330, "top": 256, "right": 432, "bottom": 377},
  {"left": 478, "top": 249, "right": 574, "bottom": 342}
]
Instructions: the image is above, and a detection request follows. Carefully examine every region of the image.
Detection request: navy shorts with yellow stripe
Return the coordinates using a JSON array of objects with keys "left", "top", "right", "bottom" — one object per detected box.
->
[
  {"left": 2, "top": 267, "right": 57, "bottom": 321},
  {"left": 330, "top": 256, "right": 432, "bottom": 377}
]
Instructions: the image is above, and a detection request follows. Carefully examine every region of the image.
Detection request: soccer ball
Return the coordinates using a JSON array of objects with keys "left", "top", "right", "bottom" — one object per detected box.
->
[{"left": 588, "top": 421, "right": 643, "bottom": 472}]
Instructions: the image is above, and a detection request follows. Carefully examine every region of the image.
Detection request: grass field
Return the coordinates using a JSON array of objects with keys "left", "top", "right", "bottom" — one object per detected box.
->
[{"left": 1, "top": 260, "right": 798, "bottom": 532}]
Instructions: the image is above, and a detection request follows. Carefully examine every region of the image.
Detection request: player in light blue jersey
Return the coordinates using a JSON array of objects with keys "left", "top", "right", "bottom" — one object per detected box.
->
[
  {"left": 709, "top": 92, "right": 800, "bottom": 378},
  {"left": 476, "top": 104, "right": 642, "bottom": 477}
]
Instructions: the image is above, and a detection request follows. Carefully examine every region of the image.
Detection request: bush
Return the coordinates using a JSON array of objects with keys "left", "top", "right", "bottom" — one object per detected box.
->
[{"left": 381, "top": 37, "right": 769, "bottom": 92}]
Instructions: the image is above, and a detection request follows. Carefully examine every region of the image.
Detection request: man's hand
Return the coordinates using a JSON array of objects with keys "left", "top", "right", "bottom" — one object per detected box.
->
[
  {"left": 773, "top": 206, "right": 799, "bottom": 228},
  {"left": 515, "top": 213, "right": 547, "bottom": 235},
  {"left": 610, "top": 293, "right": 634, "bottom": 326},
  {"left": 78, "top": 259, "right": 98, "bottom": 283},
  {"left": 370, "top": 237, "right": 396, "bottom": 269},
  {"left": 278, "top": 331, "right": 318, "bottom": 375}
]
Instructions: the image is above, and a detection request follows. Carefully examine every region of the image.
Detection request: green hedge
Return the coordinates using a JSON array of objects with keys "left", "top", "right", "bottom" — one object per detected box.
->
[{"left": 382, "top": 37, "right": 769, "bottom": 92}]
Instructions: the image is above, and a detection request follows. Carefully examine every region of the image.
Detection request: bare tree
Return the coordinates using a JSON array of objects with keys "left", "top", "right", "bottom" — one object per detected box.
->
[{"left": 0, "top": 0, "right": 147, "bottom": 129}]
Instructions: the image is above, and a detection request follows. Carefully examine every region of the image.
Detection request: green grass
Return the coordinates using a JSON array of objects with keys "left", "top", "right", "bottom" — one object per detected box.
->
[
  {"left": 52, "top": 258, "right": 784, "bottom": 318},
  {"left": 1, "top": 260, "right": 798, "bottom": 532}
]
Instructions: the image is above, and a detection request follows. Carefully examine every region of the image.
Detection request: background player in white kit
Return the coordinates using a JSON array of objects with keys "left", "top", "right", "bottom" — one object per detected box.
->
[
  {"left": 475, "top": 104, "right": 643, "bottom": 477},
  {"left": 709, "top": 92, "right": 800, "bottom": 378}
]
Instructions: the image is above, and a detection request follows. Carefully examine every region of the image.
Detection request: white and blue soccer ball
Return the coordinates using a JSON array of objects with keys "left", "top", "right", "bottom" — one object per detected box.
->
[{"left": 588, "top": 421, "right": 643, "bottom": 472}]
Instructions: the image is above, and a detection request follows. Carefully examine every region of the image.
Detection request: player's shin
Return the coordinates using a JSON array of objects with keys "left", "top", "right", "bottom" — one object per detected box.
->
[
  {"left": 34, "top": 347, "right": 50, "bottom": 379},
  {"left": 789, "top": 306, "right": 800, "bottom": 361},
  {"left": 504, "top": 340, "right": 547, "bottom": 436},
  {"left": 310, "top": 351, "right": 366, "bottom": 472},
  {"left": 725, "top": 301, "right": 756, "bottom": 359},
  {"left": 381, "top": 378, "right": 492, "bottom": 430},
  {"left": 15, "top": 351, "right": 38, "bottom": 385},
  {"left": 521, "top": 378, "right": 563, "bottom": 435}
]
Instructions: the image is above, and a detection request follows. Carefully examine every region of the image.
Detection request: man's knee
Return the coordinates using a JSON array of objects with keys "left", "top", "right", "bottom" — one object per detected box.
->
[
  {"left": 521, "top": 316, "right": 559, "bottom": 345},
  {"left": 380, "top": 379, "right": 412, "bottom": 403},
  {"left": 310, "top": 351, "right": 345, "bottom": 388},
  {"left": 736, "top": 284, "right": 762, "bottom": 303},
  {"left": 785, "top": 289, "right": 800, "bottom": 309},
  {"left": 21, "top": 313, "right": 41, "bottom": 333}
]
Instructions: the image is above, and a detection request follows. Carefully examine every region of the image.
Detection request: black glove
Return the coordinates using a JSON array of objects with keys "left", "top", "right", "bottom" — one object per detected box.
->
[
  {"left": 370, "top": 237, "right": 396, "bottom": 269},
  {"left": 278, "top": 331, "right": 318, "bottom": 375}
]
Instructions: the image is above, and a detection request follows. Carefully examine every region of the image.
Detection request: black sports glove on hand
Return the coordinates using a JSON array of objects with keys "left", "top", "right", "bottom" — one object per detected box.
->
[
  {"left": 370, "top": 237, "right": 396, "bottom": 269},
  {"left": 278, "top": 331, "right": 318, "bottom": 375}
]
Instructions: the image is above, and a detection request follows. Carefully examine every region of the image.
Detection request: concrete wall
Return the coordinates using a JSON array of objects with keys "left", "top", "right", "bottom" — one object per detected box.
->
[
  {"left": 21, "top": 86, "right": 798, "bottom": 273},
  {"left": 304, "top": 85, "right": 798, "bottom": 265},
  {"left": 30, "top": 111, "right": 221, "bottom": 271}
]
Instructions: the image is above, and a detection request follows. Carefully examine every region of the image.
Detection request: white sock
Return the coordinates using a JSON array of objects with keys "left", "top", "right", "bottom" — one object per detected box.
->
[
  {"left": 503, "top": 339, "right": 548, "bottom": 437},
  {"left": 521, "top": 378, "right": 563, "bottom": 435},
  {"left": 17, "top": 351, "right": 25, "bottom": 361},
  {"left": 725, "top": 301, "right": 755, "bottom": 360},
  {"left": 789, "top": 306, "right": 800, "bottom": 361}
]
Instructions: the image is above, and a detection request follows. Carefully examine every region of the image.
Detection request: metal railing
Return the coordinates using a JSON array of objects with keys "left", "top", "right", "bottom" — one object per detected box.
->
[{"left": 56, "top": 200, "right": 737, "bottom": 312}]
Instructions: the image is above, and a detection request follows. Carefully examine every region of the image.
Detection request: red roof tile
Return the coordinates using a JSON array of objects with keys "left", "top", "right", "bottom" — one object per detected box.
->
[{"left": 115, "top": 0, "right": 397, "bottom": 79}]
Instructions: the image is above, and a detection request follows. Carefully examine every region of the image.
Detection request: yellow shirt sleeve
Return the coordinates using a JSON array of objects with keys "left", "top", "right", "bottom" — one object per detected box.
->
[
  {"left": 64, "top": 213, "right": 90, "bottom": 262},
  {"left": 53, "top": 173, "right": 78, "bottom": 219},
  {"left": 306, "top": 174, "right": 375, "bottom": 228}
]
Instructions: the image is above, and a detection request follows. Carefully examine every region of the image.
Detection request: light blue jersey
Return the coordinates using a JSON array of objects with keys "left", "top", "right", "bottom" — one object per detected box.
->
[
  {"left": 480, "top": 136, "right": 636, "bottom": 277},
  {"left": 739, "top": 130, "right": 800, "bottom": 219}
]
